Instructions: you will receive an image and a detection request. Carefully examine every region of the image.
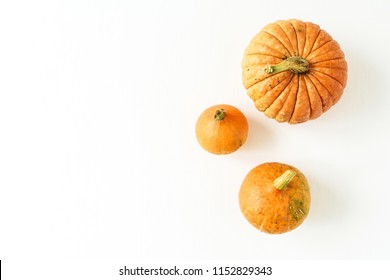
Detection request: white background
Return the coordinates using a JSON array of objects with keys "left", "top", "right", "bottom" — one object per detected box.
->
[{"left": 1, "top": 0, "right": 390, "bottom": 266}]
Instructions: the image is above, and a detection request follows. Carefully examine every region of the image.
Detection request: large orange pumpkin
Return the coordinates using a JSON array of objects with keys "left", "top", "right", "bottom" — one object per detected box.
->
[
  {"left": 242, "top": 19, "right": 348, "bottom": 124},
  {"left": 239, "top": 162, "right": 310, "bottom": 234}
]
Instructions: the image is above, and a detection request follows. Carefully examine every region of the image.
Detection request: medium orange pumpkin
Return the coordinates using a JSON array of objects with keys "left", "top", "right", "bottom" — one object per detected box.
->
[
  {"left": 242, "top": 19, "right": 348, "bottom": 124},
  {"left": 195, "top": 104, "right": 248, "bottom": 155},
  {"left": 239, "top": 162, "right": 310, "bottom": 234}
]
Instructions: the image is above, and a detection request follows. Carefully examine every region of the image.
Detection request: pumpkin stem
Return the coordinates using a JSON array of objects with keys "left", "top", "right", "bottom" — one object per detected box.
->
[
  {"left": 265, "top": 56, "right": 309, "bottom": 75},
  {"left": 214, "top": 109, "right": 226, "bottom": 121},
  {"left": 274, "top": 170, "right": 297, "bottom": 190}
]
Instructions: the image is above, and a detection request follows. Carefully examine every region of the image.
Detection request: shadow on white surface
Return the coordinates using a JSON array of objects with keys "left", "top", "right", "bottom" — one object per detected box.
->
[
  {"left": 241, "top": 115, "right": 276, "bottom": 153},
  {"left": 307, "top": 165, "right": 345, "bottom": 226}
]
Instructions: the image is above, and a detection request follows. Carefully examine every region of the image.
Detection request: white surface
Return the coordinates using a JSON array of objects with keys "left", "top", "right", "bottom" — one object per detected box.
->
[{"left": 1, "top": 0, "right": 390, "bottom": 260}]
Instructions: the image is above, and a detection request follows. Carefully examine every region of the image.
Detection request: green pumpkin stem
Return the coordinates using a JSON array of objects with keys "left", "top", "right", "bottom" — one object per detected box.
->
[
  {"left": 274, "top": 170, "right": 297, "bottom": 190},
  {"left": 214, "top": 109, "right": 226, "bottom": 121},
  {"left": 265, "top": 56, "right": 309, "bottom": 75}
]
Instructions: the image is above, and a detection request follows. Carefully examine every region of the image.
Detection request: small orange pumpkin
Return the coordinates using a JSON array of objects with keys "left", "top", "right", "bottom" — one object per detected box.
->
[
  {"left": 195, "top": 104, "right": 248, "bottom": 155},
  {"left": 242, "top": 19, "right": 348, "bottom": 124},
  {"left": 239, "top": 162, "right": 310, "bottom": 234}
]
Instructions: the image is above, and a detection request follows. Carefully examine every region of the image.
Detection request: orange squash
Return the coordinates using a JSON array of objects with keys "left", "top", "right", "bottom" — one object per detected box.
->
[
  {"left": 195, "top": 104, "right": 248, "bottom": 155},
  {"left": 239, "top": 162, "right": 310, "bottom": 234},
  {"left": 242, "top": 19, "right": 348, "bottom": 124}
]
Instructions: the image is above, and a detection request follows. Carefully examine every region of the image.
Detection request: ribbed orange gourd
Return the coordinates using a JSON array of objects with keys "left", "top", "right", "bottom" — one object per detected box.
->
[{"left": 242, "top": 19, "right": 348, "bottom": 124}]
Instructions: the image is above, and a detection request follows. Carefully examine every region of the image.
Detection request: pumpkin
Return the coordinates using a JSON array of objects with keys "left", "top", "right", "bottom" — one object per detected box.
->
[
  {"left": 239, "top": 162, "right": 310, "bottom": 234},
  {"left": 242, "top": 19, "right": 348, "bottom": 124},
  {"left": 195, "top": 104, "right": 248, "bottom": 155}
]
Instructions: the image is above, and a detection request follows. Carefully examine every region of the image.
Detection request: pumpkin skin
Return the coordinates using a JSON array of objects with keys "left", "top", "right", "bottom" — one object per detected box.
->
[
  {"left": 195, "top": 104, "right": 248, "bottom": 155},
  {"left": 239, "top": 162, "right": 310, "bottom": 234},
  {"left": 242, "top": 19, "right": 348, "bottom": 124}
]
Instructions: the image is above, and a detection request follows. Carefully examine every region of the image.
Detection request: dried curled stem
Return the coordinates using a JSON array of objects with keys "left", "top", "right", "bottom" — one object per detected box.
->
[{"left": 265, "top": 56, "right": 309, "bottom": 75}]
